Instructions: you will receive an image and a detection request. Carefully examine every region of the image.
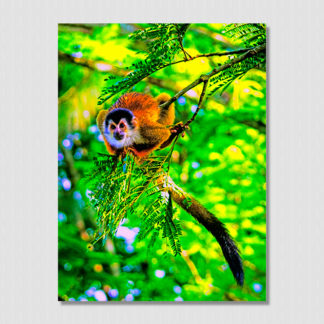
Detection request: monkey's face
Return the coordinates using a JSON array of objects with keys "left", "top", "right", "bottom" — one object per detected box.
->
[{"left": 103, "top": 108, "right": 141, "bottom": 149}]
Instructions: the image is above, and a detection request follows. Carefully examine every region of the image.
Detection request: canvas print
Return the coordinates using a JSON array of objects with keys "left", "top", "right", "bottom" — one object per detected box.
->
[{"left": 58, "top": 23, "right": 266, "bottom": 302}]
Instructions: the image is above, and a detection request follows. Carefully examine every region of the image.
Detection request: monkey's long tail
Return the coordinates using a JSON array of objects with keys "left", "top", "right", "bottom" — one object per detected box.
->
[{"left": 164, "top": 176, "right": 244, "bottom": 286}]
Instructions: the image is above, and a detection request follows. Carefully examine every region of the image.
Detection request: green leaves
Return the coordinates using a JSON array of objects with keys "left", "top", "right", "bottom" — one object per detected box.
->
[
  {"left": 58, "top": 23, "right": 267, "bottom": 301},
  {"left": 87, "top": 151, "right": 183, "bottom": 256},
  {"left": 86, "top": 153, "right": 133, "bottom": 240},
  {"left": 98, "top": 24, "right": 190, "bottom": 105},
  {"left": 208, "top": 51, "right": 266, "bottom": 97},
  {"left": 222, "top": 23, "right": 266, "bottom": 47},
  {"left": 98, "top": 23, "right": 266, "bottom": 110},
  {"left": 205, "top": 24, "right": 266, "bottom": 98}
]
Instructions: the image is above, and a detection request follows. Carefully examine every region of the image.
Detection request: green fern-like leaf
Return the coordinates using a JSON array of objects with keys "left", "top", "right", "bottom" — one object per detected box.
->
[
  {"left": 223, "top": 23, "right": 266, "bottom": 47},
  {"left": 98, "top": 24, "right": 190, "bottom": 105},
  {"left": 199, "top": 23, "right": 267, "bottom": 98},
  {"left": 207, "top": 51, "right": 266, "bottom": 97},
  {"left": 86, "top": 148, "right": 183, "bottom": 256}
]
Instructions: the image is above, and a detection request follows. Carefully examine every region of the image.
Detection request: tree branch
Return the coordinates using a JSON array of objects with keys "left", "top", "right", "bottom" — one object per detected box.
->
[
  {"left": 58, "top": 51, "right": 113, "bottom": 71},
  {"left": 58, "top": 24, "right": 94, "bottom": 34},
  {"left": 193, "top": 47, "right": 256, "bottom": 58},
  {"left": 176, "top": 27, "right": 192, "bottom": 61},
  {"left": 159, "top": 43, "right": 266, "bottom": 110},
  {"left": 58, "top": 51, "right": 178, "bottom": 93},
  {"left": 184, "top": 78, "right": 209, "bottom": 128},
  {"left": 144, "top": 46, "right": 258, "bottom": 79},
  {"left": 60, "top": 43, "right": 262, "bottom": 107},
  {"left": 181, "top": 250, "right": 203, "bottom": 284}
]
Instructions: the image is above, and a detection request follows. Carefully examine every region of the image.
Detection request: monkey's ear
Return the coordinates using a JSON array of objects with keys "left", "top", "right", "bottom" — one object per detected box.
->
[
  {"left": 96, "top": 110, "right": 108, "bottom": 132},
  {"left": 132, "top": 116, "right": 138, "bottom": 128}
]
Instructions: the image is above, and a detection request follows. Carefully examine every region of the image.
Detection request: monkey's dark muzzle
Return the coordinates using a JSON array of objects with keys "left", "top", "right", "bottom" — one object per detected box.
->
[{"left": 114, "top": 132, "right": 125, "bottom": 140}]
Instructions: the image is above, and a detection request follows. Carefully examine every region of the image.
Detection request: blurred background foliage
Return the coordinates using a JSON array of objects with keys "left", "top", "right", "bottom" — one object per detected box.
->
[{"left": 58, "top": 23, "right": 266, "bottom": 302}]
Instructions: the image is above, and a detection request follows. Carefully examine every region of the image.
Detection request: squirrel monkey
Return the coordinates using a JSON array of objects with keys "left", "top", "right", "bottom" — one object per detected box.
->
[
  {"left": 96, "top": 92, "right": 244, "bottom": 285},
  {"left": 97, "top": 92, "right": 178, "bottom": 158}
]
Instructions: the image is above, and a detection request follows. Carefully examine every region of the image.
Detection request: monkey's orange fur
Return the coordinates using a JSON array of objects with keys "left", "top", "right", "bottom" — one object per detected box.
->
[{"left": 97, "top": 93, "right": 175, "bottom": 158}]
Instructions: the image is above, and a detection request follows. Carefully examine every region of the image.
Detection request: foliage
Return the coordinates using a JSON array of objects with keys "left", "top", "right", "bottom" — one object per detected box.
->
[
  {"left": 223, "top": 23, "right": 266, "bottom": 47},
  {"left": 98, "top": 24, "right": 190, "bottom": 105},
  {"left": 206, "top": 23, "right": 266, "bottom": 97},
  {"left": 87, "top": 150, "right": 182, "bottom": 257},
  {"left": 98, "top": 23, "right": 266, "bottom": 105},
  {"left": 58, "top": 23, "right": 266, "bottom": 302}
]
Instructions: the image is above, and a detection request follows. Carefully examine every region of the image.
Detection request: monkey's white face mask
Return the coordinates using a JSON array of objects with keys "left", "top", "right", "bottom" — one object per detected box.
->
[{"left": 103, "top": 117, "right": 143, "bottom": 149}]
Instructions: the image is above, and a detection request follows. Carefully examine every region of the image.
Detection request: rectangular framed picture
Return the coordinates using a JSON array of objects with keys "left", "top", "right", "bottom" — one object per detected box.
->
[{"left": 58, "top": 23, "right": 266, "bottom": 302}]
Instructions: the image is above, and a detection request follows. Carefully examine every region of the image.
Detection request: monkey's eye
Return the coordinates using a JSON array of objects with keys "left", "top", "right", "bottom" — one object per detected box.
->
[
  {"left": 119, "top": 122, "right": 125, "bottom": 129},
  {"left": 110, "top": 124, "right": 116, "bottom": 130}
]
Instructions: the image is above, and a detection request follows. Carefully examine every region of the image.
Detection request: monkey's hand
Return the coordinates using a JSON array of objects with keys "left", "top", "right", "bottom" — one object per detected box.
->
[
  {"left": 159, "top": 122, "right": 188, "bottom": 149},
  {"left": 170, "top": 122, "right": 189, "bottom": 138}
]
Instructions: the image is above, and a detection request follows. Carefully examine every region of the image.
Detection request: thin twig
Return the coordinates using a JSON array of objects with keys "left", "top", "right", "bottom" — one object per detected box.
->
[
  {"left": 176, "top": 28, "right": 192, "bottom": 61},
  {"left": 184, "top": 78, "right": 209, "bottom": 128},
  {"left": 125, "top": 149, "right": 174, "bottom": 213},
  {"left": 159, "top": 43, "right": 266, "bottom": 110},
  {"left": 194, "top": 47, "right": 256, "bottom": 58},
  {"left": 181, "top": 250, "right": 203, "bottom": 284},
  {"left": 125, "top": 157, "right": 135, "bottom": 194},
  {"left": 141, "top": 46, "right": 257, "bottom": 79},
  {"left": 177, "top": 34, "right": 189, "bottom": 61},
  {"left": 60, "top": 43, "right": 262, "bottom": 106}
]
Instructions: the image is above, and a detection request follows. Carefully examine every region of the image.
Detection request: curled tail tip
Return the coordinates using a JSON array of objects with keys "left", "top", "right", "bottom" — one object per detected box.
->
[
  {"left": 230, "top": 253, "right": 244, "bottom": 286},
  {"left": 232, "top": 255, "right": 244, "bottom": 286},
  {"left": 227, "top": 257, "right": 244, "bottom": 286},
  {"left": 221, "top": 238, "right": 244, "bottom": 286},
  {"left": 234, "top": 266, "right": 244, "bottom": 286}
]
